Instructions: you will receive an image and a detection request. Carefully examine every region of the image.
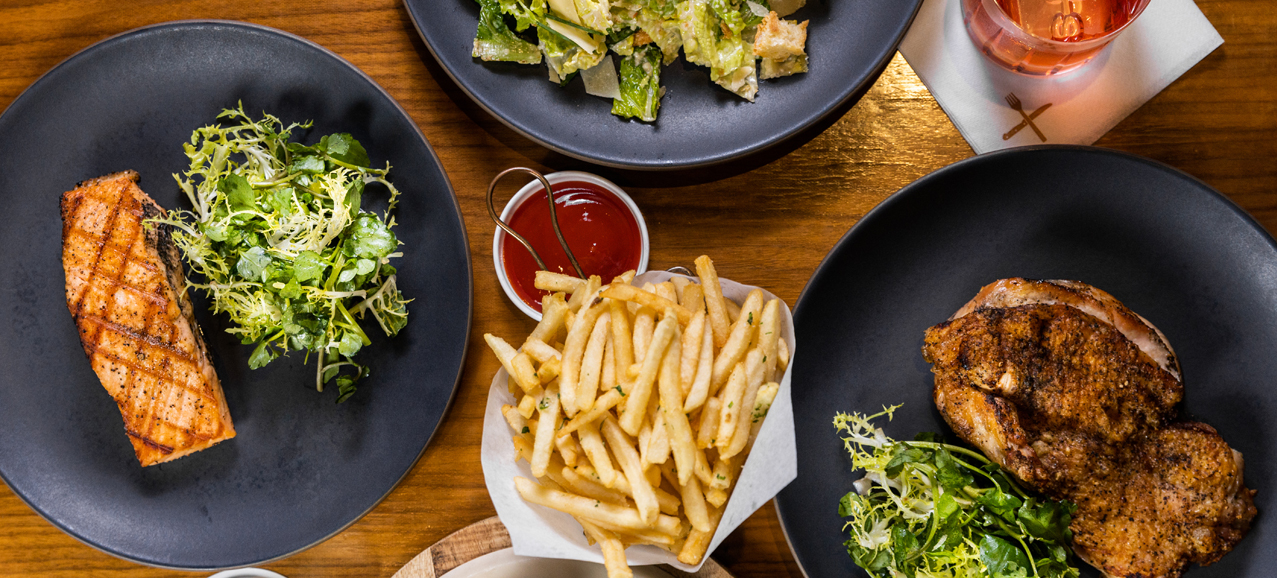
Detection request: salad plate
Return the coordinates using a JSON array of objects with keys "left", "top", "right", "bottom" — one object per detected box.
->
[
  {"left": 405, "top": 0, "right": 922, "bottom": 170},
  {"left": 0, "top": 21, "right": 470, "bottom": 569},
  {"left": 775, "top": 146, "right": 1277, "bottom": 577}
]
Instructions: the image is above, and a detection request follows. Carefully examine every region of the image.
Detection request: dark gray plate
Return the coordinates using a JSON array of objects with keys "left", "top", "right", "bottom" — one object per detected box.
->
[
  {"left": 775, "top": 146, "right": 1276, "bottom": 577},
  {"left": 0, "top": 21, "right": 471, "bottom": 569},
  {"left": 404, "top": 0, "right": 922, "bottom": 170}
]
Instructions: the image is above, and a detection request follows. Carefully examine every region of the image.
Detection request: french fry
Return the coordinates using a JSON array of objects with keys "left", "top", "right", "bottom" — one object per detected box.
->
[
  {"left": 677, "top": 503, "right": 725, "bottom": 565},
  {"left": 513, "top": 434, "right": 533, "bottom": 463},
  {"left": 560, "top": 465, "right": 630, "bottom": 505},
  {"left": 695, "top": 397, "right": 721, "bottom": 450},
  {"left": 529, "top": 293, "right": 569, "bottom": 345},
  {"left": 654, "top": 281, "right": 678, "bottom": 304},
  {"left": 577, "top": 420, "right": 619, "bottom": 488},
  {"left": 632, "top": 305, "right": 655, "bottom": 364},
  {"left": 555, "top": 430, "right": 580, "bottom": 467},
  {"left": 531, "top": 385, "right": 560, "bottom": 478},
  {"left": 613, "top": 270, "right": 636, "bottom": 285},
  {"left": 577, "top": 312, "right": 611, "bottom": 413},
  {"left": 777, "top": 337, "right": 790, "bottom": 376},
  {"left": 725, "top": 298, "right": 741, "bottom": 324},
  {"left": 537, "top": 356, "right": 561, "bottom": 385},
  {"left": 715, "top": 362, "right": 748, "bottom": 452},
  {"left": 609, "top": 298, "right": 635, "bottom": 378},
  {"left": 749, "top": 382, "right": 780, "bottom": 440},
  {"left": 567, "top": 275, "right": 603, "bottom": 312},
  {"left": 684, "top": 315, "right": 715, "bottom": 411},
  {"left": 601, "top": 283, "right": 695, "bottom": 325},
  {"left": 601, "top": 332, "right": 617, "bottom": 391},
  {"left": 681, "top": 282, "right": 704, "bottom": 313},
  {"left": 670, "top": 275, "right": 691, "bottom": 301},
  {"left": 521, "top": 337, "right": 562, "bottom": 363},
  {"left": 502, "top": 404, "right": 528, "bottom": 435},
  {"left": 485, "top": 334, "right": 540, "bottom": 393},
  {"left": 619, "top": 310, "right": 678, "bottom": 436},
  {"left": 706, "top": 487, "right": 728, "bottom": 509},
  {"left": 662, "top": 463, "right": 711, "bottom": 533},
  {"left": 515, "top": 476, "right": 668, "bottom": 534},
  {"left": 601, "top": 415, "right": 660, "bottom": 525},
  {"left": 723, "top": 347, "right": 766, "bottom": 460},
  {"left": 559, "top": 285, "right": 608, "bottom": 416},
  {"left": 758, "top": 299, "right": 781, "bottom": 382},
  {"left": 517, "top": 391, "right": 538, "bottom": 419},
  {"left": 709, "top": 456, "right": 733, "bottom": 491},
  {"left": 644, "top": 411, "right": 670, "bottom": 467},
  {"left": 535, "top": 270, "right": 585, "bottom": 293},
  {"left": 579, "top": 520, "right": 634, "bottom": 578},
  {"left": 709, "top": 289, "right": 764, "bottom": 389},
  {"left": 679, "top": 309, "right": 706, "bottom": 396},
  {"left": 695, "top": 255, "right": 730, "bottom": 348},
  {"left": 557, "top": 389, "right": 622, "bottom": 439},
  {"left": 658, "top": 323, "right": 698, "bottom": 485}
]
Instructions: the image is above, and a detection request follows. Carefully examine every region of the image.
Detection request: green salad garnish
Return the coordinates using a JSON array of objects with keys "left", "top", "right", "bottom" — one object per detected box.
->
[
  {"left": 835, "top": 406, "right": 1080, "bottom": 578},
  {"left": 152, "top": 104, "right": 409, "bottom": 403}
]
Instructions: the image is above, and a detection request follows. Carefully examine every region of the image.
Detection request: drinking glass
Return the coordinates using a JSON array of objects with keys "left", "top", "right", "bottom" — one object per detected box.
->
[{"left": 963, "top": 0, "right": 1153, "bottom": 76}]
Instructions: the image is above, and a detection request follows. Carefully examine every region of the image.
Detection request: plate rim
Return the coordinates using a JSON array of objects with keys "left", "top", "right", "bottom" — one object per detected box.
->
[
  {"left": 402, "top": 0, "right": 924, "bottom": 171},
  {"left": 772, "top": 144, "right": 1277, "bottom": 578},
  {"left": 0, "top": 18, "right": 473, "bottom": 570}
]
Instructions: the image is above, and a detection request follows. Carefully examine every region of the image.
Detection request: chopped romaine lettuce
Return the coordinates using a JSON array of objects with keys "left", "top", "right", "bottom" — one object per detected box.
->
[
  {"left": 474, "top": 0, "right": 543, "bottom": 64},
  {"left": 612, "top": 45, "right": 663, "bottom": 122}
]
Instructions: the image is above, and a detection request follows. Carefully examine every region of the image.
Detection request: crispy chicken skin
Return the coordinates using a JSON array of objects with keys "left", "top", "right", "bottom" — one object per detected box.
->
[
  {"left": 61, "top": 171, "right": 235, "bottom": 466},
  {"left": 924, "top": 278, "right": 1256, "bottom": 578}
]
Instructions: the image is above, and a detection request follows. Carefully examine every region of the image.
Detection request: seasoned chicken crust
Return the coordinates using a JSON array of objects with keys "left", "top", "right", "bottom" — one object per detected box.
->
[
  {"left": 61, "top": 171, "right": 234, "bottom": 466},
  {"left": 924, "top": 278, "right": 1256, "bottom": 578}
]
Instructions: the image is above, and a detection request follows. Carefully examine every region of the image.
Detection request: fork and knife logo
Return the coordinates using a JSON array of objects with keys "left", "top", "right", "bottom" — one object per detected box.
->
[{"left": 1003, "top": 93, "right": 1051, "bottom": 142}]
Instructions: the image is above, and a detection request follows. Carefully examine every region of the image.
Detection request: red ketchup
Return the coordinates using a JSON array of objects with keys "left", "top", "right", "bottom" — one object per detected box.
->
[{"left": 502, "top": 181, "right": 643, "bottom": 313}]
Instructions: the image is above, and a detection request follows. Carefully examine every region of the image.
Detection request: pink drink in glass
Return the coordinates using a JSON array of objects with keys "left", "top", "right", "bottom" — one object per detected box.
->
[{"left": 963, "top": 0, "right": 1152, "bottom": 76}]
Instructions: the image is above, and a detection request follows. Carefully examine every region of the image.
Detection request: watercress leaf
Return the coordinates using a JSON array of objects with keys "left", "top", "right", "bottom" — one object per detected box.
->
[
  {"left": 890, "top": 525, "right": 921, "bottom": 575},
  {"left": 935, "top": 447, "right": 974, "bottom": 492},
  {"left": 1018, "top": 498, "right": 1076, "bottom": 545},
  {"left": 838, "top": 491, "right": 857, "bottom": 517},
  {"left": 979, "top": 533, "right": 1029, "bottom": 577},
  {"left": 977, "top": 488, "right": 1024, "bottom": 521},
  {"left": 355, "top": 258, "right": 375, "bottom": 275},
  {"left": 203, "top": 222, "right": 229, "bottom": 242},
  {"left": 290, "top": 155, "right": 326, "bottom": 175},
  {"left": 345, "top": 178, "right": 364, "bottom": 211},
  {"left": 345, "top": 214, "right": 397, "bottom": 260},
  {"left": 248, "top": 341, "right": 279, "bottom": 369},
  {"left": 335, "top": 374, "right": 359, "bottom": 403},
  {"left": 293, "top": 250, "right": 326, "bottom": 282},
  {"left": 338, "top": 268, "right": 357, "bottom": 283},
  {"left": 235, "top": 246, "right": 272, "bottom": 282},
  {"left": 280, "top": 278, "right": 302, "bottom": 299},
  {"left": 338, "top": 330, "right": 363, "bottom": 357},
  {"left": 884, "top": 446, "right": 931, "bottom": 478},
  {"left": 321, "top": 133, "right": 370, "bottom": 167},
  {"left": 219, "top": 173, "right": 256, "bottom": 212}
]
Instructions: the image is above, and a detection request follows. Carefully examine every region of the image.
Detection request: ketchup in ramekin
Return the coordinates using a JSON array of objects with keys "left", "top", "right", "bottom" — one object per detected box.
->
[{"left": 496, "top": 173, "right": 648, "bottom": 317}]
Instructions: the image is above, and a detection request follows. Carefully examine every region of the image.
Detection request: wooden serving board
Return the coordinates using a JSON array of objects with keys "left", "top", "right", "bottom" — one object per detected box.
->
[{"left": 393, "top": 516, "right": 734, "bottom": 578}]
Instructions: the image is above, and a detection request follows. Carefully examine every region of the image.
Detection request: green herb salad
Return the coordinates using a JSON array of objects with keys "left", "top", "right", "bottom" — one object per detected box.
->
[
  {"left": 835, "top": 406, "right": 1081, "bottom": 578},
  {"left": 472, "top": 0, "right": 812, "bottom": 122},
  {"left": 152, "top": 105, "right": 409, "bottom": 403}
]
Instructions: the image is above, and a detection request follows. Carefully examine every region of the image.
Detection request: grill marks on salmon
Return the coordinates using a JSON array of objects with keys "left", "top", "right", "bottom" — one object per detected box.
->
[{"left": 61, "top": 171, "right": 234, "bottom": 466}]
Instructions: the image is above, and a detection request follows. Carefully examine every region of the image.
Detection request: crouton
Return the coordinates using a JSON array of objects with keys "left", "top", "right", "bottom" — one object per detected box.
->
[{"left": 752, "top": 12, "right": 808, "bottom": 61}]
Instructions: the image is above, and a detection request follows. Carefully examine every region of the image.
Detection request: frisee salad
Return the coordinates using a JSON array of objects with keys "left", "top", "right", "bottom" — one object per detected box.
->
[
  {"left": 152, "top": 105, "right": 409, "bottom": 403},
  {"left": 835, "top": 406, "right": 1080, "bottom": 578}
]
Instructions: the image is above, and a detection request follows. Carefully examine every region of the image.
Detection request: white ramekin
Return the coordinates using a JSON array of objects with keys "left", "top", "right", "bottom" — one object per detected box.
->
[{"left": 492, "top": 171, "right": 650, "bottom": 321}]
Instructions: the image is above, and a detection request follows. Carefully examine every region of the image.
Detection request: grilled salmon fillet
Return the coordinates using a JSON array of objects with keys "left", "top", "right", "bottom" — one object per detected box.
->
[
  {"left": 924, "top": 279, "right": 1256, "bottom": 578},
  {"left": 61, "top": 171, "right": 234, "bottom": 466}
]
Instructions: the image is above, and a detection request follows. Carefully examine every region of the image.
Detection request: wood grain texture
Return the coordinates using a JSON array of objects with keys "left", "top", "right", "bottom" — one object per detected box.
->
[{"left": 0, "top": 1, "right": 1273, "bottom": 577}]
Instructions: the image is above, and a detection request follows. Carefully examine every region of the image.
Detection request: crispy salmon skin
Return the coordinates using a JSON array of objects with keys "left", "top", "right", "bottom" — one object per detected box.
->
[{"left": 61, "top": 171, "right": 234, "bottom": 466}]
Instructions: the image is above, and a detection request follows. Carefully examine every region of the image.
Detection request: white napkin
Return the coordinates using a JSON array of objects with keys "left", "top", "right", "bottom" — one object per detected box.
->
[
  {"left": 480, "top": 271, "right": 798, "bottom": 572},
  {"left": 898, "top": 0, "right": 1223, "bottom": 153}
]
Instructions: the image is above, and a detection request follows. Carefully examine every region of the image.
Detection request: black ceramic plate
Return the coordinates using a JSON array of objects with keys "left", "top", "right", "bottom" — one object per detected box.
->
[
  {"left": 0, "top": 22, "right": 470, "bottom": 569},
  {"left": 405, "top": 0, "right": 921, "bottom": 170},
  {"left": 775, "top": 147, "right": 1277, "bottom": 577}
]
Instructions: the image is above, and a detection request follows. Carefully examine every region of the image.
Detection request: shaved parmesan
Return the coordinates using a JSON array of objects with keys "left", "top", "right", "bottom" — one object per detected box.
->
[
  {"left": 547, "top": 0, "right": 582, "bottom": 24},
  {"left": 745, "top": 1, "right": 769, "bottom": 17},
  {"left": 545, "top": 19, "right": 604, "bottom": 54},
  {"left": 581, "top": 55, "right": 621, "bottom": 99}
]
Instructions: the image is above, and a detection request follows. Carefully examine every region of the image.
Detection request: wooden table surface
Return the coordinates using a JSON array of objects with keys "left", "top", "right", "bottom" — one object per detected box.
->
[{"left": 1, "top": 0, "right": 1273, "bottom": 576}]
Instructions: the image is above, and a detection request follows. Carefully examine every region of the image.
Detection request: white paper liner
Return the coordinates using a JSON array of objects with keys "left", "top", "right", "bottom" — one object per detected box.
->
[{"left": 480, "top": 270, "right": 798, "bottom": 571}]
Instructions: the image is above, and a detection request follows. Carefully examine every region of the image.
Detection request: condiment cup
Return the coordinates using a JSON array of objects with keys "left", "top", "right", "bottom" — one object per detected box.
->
[{"left": 492, "top": 171, "right": 649, "bottom": 321}]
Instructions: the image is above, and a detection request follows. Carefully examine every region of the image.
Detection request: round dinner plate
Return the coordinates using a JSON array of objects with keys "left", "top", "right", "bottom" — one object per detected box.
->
[
  {"left": 775, "top": 146, "right": 1277, "bottom": 577},
  {"left": 0, "top": 22, "right": 470, "bottom": 569},
  {"left": 405, "top": 0, "right": 922, "bottom": 170}
]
